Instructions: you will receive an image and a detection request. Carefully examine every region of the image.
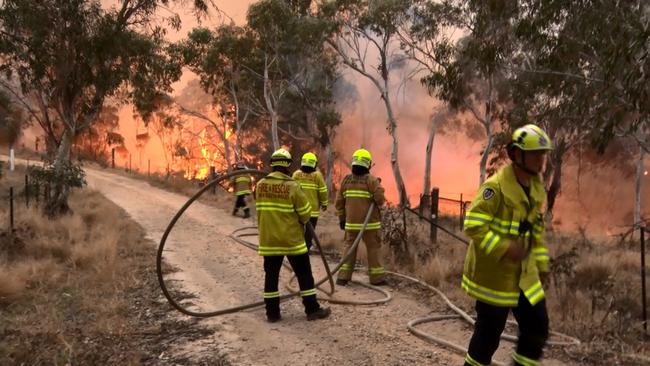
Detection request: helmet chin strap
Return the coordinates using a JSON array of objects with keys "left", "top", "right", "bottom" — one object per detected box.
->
[{"left": 514, "top": 151, "right": 539, "bottom": 176}]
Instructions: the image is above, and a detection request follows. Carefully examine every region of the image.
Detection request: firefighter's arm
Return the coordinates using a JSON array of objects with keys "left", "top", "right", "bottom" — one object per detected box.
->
[
  {"left": 292, "top": 184, "right": 312, "bottom": 224},
  {"left": 317, "top": 171, "right": 329, "bottom": 210},
  {"left": 463, "top": 183, "right": 510, "bottom": 260},
  {"left": 532, "top": 214, "right": 550, "bottom": 273},
  {"left": 335, "top": 182, "right": 345, "bottom": 221},
  {"left": 370, "top": 176, "right": 386, "bottom": 206},
  {"left": 254, "top": 182, "right": 261, "bottom": 225}
]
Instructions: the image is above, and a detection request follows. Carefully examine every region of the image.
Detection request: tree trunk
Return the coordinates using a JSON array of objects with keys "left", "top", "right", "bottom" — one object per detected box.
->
[
  {"left": 422, "top": 114, "right": 438, "bottom": 213},
  {"left": 543, "top": 139, "right": 566, "bottom": 229},
  {"left": 325, "top": 142, "right": 334, "bottom": 199},
  {"left": 635, "top": 144, "right": 645, "bottom": 232},
  {"left": 479, "top": 122, "right": 493, "bottom": 185},
  {"left": 45, "top": 127, "right": 74, "bottom": 217},
  {"left": 263, "top": 56, "right": 280, "bottom": 150},
  {"left": 382, "top": 91, "right": 408, "bottom": 207}
]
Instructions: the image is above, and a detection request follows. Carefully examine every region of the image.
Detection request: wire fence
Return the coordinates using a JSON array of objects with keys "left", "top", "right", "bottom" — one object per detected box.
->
[{"left": 4, "top": 174, "right": 47, "bottom": 232}]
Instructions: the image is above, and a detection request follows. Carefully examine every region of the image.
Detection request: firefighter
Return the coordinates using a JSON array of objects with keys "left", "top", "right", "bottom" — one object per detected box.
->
[
  {"left": 255, "top": 148, "right": 331, "bottom": 322},
  {"left": 335, "top": 148, "right": 387, "bottom": 286},
  {"left": 231, "top": 163, "right": 252, "bottom": 218},
  {"left": 462, "top": 124, "right": 552, "bottom": 366},
  {"left": 292, "top": 152, "right": 328, "bottom": 250}
]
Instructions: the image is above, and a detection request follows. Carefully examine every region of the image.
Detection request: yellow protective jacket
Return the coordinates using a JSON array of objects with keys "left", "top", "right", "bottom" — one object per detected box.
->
[
  {"left": 335, "top": 173, "right": 385, "bottom": 231},
  {"left": 462, "top": 164, "right": 550, "bottom": 307},
  {"left": 292, "top": 169, "right": 328, "bottom": 218},
  {"left": 232, "top": 174, "right": 252, "bottom": 196},
  {"left": 255, "top": 171, "right": 312, "bottom": 256}
]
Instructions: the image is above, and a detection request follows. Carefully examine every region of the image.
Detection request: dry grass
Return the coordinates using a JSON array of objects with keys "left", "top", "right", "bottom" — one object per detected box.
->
[{"left": 0, "top": 165, "right": 225, "bottom": 365}]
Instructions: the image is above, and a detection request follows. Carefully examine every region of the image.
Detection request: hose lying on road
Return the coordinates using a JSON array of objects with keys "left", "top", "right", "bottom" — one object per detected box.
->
[
  {"left": 156, "top": 169, "right": 388, "bottom": 318},
  {"left": 157, "top": 169, "right": 579, "bottom": 365}
]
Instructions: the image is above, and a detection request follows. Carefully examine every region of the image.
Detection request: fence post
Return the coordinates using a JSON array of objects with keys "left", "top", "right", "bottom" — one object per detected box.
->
[
  {"left": 430, "top": 187, "right": 439, "bottom": 243},
  {"left": 641, "top": 227, "right": 648, "bottom": 336},
  {"left": 148, "top": 159, "right": 151, "bottom": 177},
  {"left": 210, "top": 166, "right": 216, "bottom": 194},
  {"left": 459, "top": 193, "right": 464, "bottom": 229},
  {"left": 9, "top": 187, "right": 14, "bottom": 231},
  {"left": 129, "top": 154, "right": 132, "bottom": 172},
  {"left": 111, "top": 148, "right": 115, "bottom": 168}
]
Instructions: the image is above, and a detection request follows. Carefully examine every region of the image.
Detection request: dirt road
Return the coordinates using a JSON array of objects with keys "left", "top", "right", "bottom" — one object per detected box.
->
[{"left": 85, "top": 167, "right": 569, "bottom": 366}]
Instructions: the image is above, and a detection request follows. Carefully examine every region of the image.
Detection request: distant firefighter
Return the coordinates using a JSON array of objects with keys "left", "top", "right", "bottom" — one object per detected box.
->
[
  {"left": 462, "top": 124, "right": 552, "bottom": 366},
  {"left": 335, "top": 148, "right": 387, "bottom": 286},
  {"left": 231, "top": 163, "right": 252, "bottom": 219},
  {"left": 292, "top": 152, "right": 328, "bottom": 250}
]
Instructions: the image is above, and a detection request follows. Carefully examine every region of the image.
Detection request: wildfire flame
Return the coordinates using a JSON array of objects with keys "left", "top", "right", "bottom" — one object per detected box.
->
[{"left": 183, "top": 126, "right": 240, "bottom": 180}]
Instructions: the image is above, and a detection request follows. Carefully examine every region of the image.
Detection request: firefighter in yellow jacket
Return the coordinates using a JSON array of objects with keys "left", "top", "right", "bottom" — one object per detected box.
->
[
  {"left": 231, "top": 163, "right": 252, "bottom": 218},
  {"left": 335, "top": 148, "right": 387, "bottom": 286},
  {"left": 255, "top": 148, "right": 331, "bottom": 322},
  {"left": 292, "top": 152, "right": 328, "bottom": 250},
  {"left": 462, "top": 124, "right": 552, "bottom": 366}
]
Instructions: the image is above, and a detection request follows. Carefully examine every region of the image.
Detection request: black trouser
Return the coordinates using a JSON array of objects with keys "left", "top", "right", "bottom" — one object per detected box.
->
[
  {"left": 465, "top": 292, "right": 549, "bottom": 366},
  {"left": 304, "top": 217, "right": 318, "bottom": 250},
  {"left": 263, "top": 253, "right": 320, "bottom": 318},
  {"left": 234, "top": 195, "right": 248, "bottom": 209}
]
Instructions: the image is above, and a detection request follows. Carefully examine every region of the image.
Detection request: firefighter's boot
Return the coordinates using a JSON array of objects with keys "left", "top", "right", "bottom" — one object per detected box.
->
[
  {"left": 306, "top": 307, "right": 331, "bottom": 321},
  {"left": 243, "top": 208, "right": 250, "bottom": 219}
]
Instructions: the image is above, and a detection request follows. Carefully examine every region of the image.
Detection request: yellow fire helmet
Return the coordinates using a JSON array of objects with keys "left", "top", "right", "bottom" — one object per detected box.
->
[
  {"left": 301, "top": 152, "right": 318, "bottom": 168},
  {"left": 511, "top": 124, "right": 553, "bottom": 151},
  {"left": 270, "top": 148, "right": 292, "bottom": 167},
  {"left": 351, "top": 148, "right": 372, "bottom": 169}
]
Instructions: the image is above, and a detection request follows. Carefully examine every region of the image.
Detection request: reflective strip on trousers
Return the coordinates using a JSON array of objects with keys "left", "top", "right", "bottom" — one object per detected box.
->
[
  {"left": 512, "top": 352, "right": 540, "bottom": 366},
  {"left": 345, "top": 222, "right": 381, "bottom": 231},
  {"left": 263, "top": 291, "right": 280, "bottom": 299},
  {"left": 300, "top": 288, "right": 317, "bottom": 297},
  {"left": 340, "top": 263, "right": 354, "bottom": 273},
  {"left": 464, "top": 354, "right": 488, "bottom": 366}
]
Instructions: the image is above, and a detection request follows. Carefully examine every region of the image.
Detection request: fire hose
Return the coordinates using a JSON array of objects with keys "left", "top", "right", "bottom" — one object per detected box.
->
[{"left": 156, "top": 169, "right": 579, "bottom": 365}]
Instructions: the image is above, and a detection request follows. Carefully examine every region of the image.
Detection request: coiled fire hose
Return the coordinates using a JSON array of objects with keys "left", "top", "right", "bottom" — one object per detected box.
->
[{"left": 156, "top": 169, "right": 579, "bottom": 365}]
